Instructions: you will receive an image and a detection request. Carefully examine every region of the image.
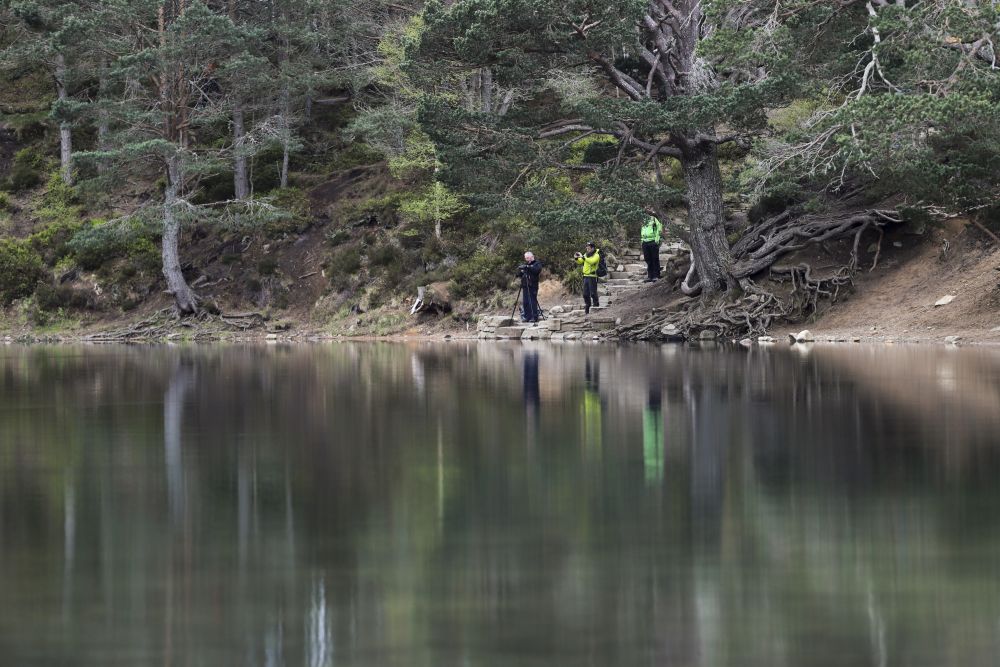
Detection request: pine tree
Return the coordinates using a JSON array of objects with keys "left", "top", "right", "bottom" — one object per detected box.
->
[
  {"left": 0, "top": 0, "right": 106, "bottom": 185},
  {"left": 77, "top": 0, "right": 257, "bottom": 314}
]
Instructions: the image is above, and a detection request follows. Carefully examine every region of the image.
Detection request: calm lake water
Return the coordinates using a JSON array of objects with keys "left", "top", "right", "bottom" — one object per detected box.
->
[{"left": 3, "top": 342, "right": 1000, "bottom": 666}]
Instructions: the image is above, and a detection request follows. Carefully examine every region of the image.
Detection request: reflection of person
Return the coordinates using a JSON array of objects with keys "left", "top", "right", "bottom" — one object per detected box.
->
[
  {"left": 523, "top": 350, "right": 540, "bottom": 408},
  {"left": 581, "top": 356, "right": 603, "bottom": 453},
  {"left": 517, "top": 251, "right": 543, "bottom": 323},
  {"left": 640, "top": 214, "right": 663, "bottom": 282},
  {"left": 523, "top": 351, "right": 540, "bottom": 438},
  {"left": 643, "top": 383, "right": 664, "bottom": 483},
  {"left": 574, "top": 242, "right": 601, "bottom": 314}
]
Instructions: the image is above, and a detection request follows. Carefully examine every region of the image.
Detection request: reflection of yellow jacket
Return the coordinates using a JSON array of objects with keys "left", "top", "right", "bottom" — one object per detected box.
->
[
  {"left": 576, "top": 251, "right": 600, "bottom": 277},
  {"left": 582, "top": 389, "right": 602, "bottom": 452}
]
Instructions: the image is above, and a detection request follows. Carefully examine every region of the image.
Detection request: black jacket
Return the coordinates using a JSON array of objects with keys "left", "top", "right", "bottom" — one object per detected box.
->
[{"left": 519, "top": 260, "right": 542, "bottom": 289}]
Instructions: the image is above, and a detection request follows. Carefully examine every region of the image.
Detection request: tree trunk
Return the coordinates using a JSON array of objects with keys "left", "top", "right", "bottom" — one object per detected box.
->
[
  {"left": 279, "top": 86, "right": 290, "bottom": 189},
  {"left": 55, "top": 52, "right": 73, "bottom": 186},
  {"left": 97, "top": 62, "right": 110, "bottom": 176},
  {"left": 481, "top": 67, "right": 493, "bottom": 113},
  {"left": 681, "top": 139, "right": 737, "bottom": 296},
  {"left": 162, "top": 155, "right": 198, "bottom": 314},
  {"left": 233, "top": 101, "right": 249, "bottom": 199}
]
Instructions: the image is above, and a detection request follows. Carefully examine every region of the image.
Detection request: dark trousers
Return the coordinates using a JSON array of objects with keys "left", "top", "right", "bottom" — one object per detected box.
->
[
  {"left": 583, "top": 276, "right": 599, "bottom": 311},
  {"left": 522, "top": 286, "right": 540, "bottom": 321},
  {"left": 642, "top": 241, "right": 661, "bottom": 280}
]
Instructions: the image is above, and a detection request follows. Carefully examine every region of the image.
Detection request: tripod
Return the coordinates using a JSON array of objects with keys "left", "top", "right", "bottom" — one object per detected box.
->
[
  {"left": 510, "top": 284, "right": 523, "bottom": 322},
  {"left": 511, "top": 281, "right": 545, "bottom": 323}
]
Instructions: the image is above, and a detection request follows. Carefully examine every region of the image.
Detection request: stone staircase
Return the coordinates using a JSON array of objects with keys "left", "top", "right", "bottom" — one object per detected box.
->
[{"left": 476, "top": 243, "right": 688, "bottom": 341}]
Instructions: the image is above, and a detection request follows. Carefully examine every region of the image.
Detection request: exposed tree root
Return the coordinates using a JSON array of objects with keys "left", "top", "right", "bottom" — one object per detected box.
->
[{"left": 82, "top": 308, "right": 266, "bottom": 342}]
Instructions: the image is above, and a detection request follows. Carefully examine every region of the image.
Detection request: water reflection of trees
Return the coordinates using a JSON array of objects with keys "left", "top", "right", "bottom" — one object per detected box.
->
[{"left": 2, "top": 343, "right": 1000, "bottom": 665}]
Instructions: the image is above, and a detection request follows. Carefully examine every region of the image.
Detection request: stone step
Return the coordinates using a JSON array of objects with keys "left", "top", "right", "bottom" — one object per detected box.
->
[{"left": 495, "top": 326, "right": 528, "bottom": 338}]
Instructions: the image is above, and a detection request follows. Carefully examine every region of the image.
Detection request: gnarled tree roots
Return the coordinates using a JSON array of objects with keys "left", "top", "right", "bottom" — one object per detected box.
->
[
  {"left": 83, "top": 308, "right": 266, "bottom": 342},
  {"left": 617, "top": 206, "right": 900, "bottom": 341}
]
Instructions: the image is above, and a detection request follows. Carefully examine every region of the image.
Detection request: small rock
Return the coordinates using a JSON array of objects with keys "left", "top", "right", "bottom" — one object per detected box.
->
[
  {"left": 945, "top": 335, "right": 961, "bottom": 345},
  {"left": 739, "top": 338, "right": 753, "bottom": 346},
  {"left": 550, "top": 306, "right": 565, "bottom": 315},
  {"left": 698, "top": 330, "right": 717, "bottom": 341},
  {"left": 934, "top": 295, "right": 956, "bottom": 307},
  {"left": 758, "top": 336, "right": 775, "bottom": 344},
  {"left": 789, "top": 329, "right": 814, "bottom": 343},
  {"left": 991, "top": 326, "right": 1000, "bottom": 332},
  {"left": 851, "top": 337, "right": 861, "bottom": 342},
  {"left": 265, "top": 333, "right": 278, "bottom": 340},
  {"left": 893, "top": 241, "right": 903, "bottom": 248}
]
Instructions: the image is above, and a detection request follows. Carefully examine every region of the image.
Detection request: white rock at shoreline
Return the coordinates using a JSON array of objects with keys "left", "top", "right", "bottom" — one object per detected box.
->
[
  {"left": 788, "top": 329, "right": 815, "bottom": 343},
  {"left": 934, "top": 295, "right": 956, "bottom": 307}
]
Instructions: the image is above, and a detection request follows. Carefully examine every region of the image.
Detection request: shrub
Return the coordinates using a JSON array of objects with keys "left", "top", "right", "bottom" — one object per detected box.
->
[
  {"left": 34, "top": 283, "right": 93, "bottom": 311},
  {"left": 326, "top": 229, "right": 350, "bottom": 246},
  {"left": 29, "top": 218, "right": 86, "bottom": 265},
  {"left": 0, "top": 239, "right": 45, "bottom": 305},
  {"left": 449, "top": 249, "right": 518, "bottom": 299},
  {"left": 258, "top": 257, "right": 279, "bottom": 275},
  {"left": 67, "top": 219, "right": 160, "bottom": 272},
  {"left": 328, "top": 245, "right": 362, "bottom": 274},
  {"left": 368, "top": 241, "right": 401, "bottom": 267},
  {"left": 4, "top": 148, "right": 47, "bottom": 192}
]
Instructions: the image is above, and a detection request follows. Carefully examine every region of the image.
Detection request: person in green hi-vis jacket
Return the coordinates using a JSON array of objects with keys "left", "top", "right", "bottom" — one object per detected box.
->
[{"left": 640, "top": 215, "right": 663, "bottom": 282}]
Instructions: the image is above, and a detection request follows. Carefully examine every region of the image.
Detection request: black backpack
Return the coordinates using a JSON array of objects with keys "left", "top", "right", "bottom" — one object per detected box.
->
[{"left": 596, "top": 250, "right": 608, "bottom": 278}]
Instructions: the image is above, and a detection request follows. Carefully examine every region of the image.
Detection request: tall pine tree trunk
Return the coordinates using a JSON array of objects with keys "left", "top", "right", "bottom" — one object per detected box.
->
[
  {"left": 671, "top": 0, "right": 736, "bottom": 296},
  {"left": 162, "top": 155, "right": 198, "bottom": 314},
  {"left": 681, "top": 138, "right": 737, "bottom": 295},
  {"left": 97, "top": 62, "right": 110, "bottom": 176},
  {"left": 280, "top": 86, "right": 291, "bottom": 189},
  {"left": 233, "top": 101, "right": 249, "bottom": 199},
  {"left": 55, "top": 52, "right": 73, "bottom": 186}
]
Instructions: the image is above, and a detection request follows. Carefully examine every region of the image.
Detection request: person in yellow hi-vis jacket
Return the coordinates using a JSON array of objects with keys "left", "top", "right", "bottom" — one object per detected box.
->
[{"left": 574, "top": 242, "right": 601, "bottom": 314}]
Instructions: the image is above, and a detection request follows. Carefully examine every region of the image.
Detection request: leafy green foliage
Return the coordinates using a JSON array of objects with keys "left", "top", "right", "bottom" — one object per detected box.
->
[
  {"left": 66, "top": 218, "right": 159, "bottom": 272},
  {"left": 399, "top": 182, "right": 468, "bottom": 232},
  {"left": 0, "top": 238, "right": 45, "bottom": 305},
  {"left": 3, "top": 148, "right": 47, "bottom": 192}
]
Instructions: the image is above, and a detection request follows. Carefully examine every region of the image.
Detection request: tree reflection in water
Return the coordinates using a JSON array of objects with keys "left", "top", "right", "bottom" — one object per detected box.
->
[{"left": 2, "top": 342, "right": 1000, "bottom": 665}]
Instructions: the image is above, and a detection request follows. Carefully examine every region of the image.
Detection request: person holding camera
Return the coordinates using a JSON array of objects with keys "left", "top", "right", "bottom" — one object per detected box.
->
[
  {"left": 640, "top": 213, "right": 663, "bottom": 282},
  {"left": 518, "top": 251, "right": 543, "bottom": 323},
  {"left": 575, "top": 242, "right": 601, "bottom": 314}
]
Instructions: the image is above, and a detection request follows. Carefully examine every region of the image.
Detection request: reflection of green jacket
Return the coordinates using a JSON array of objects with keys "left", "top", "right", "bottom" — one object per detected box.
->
[
  {"left": 641, "top": 217, "right": 663, "bottom": 243},
  {"left": 643, "top": 407, "right": 664, "bottom": 483},
  {"left": 576, "top": 251, "right": 600, "bottom": 277}
]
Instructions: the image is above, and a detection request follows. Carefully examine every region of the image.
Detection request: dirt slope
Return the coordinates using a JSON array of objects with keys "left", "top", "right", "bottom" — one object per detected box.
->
[{"left": 772, "top": 218, "right": 1000, "bottom": 344}]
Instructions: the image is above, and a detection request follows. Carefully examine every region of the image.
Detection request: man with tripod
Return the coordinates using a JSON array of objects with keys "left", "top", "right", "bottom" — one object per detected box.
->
[{"left": 517, "top": 251, "right": 543, "bottom": 323}]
